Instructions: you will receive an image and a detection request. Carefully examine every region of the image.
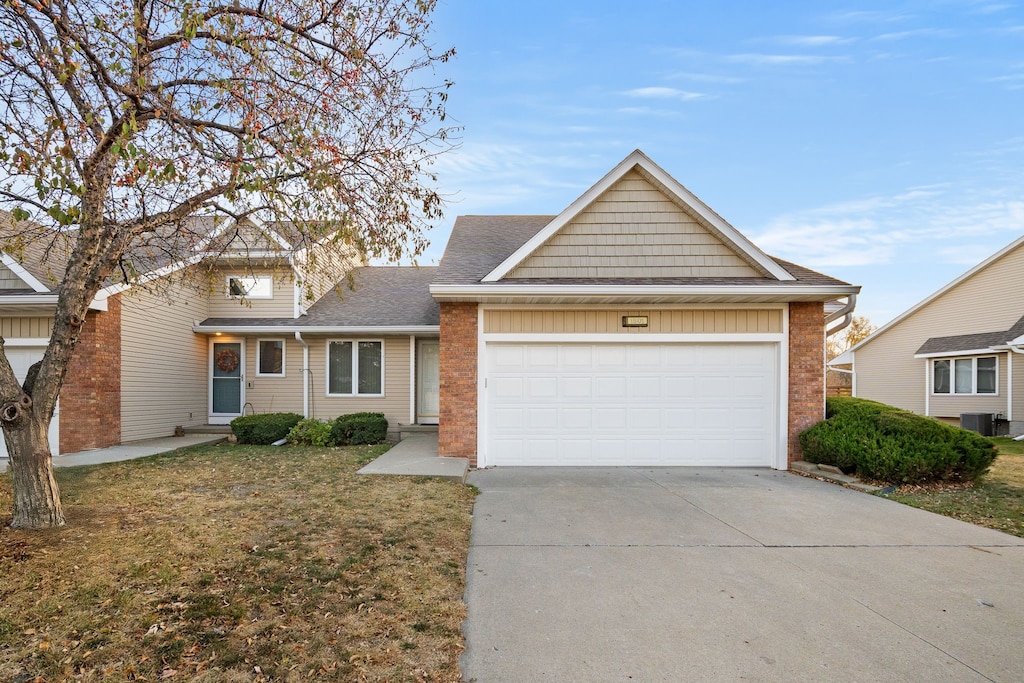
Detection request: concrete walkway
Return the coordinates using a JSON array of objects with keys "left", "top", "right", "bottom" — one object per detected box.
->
[
  {"left": 462, "top": 467, "right": 1024, "bottom": 682},
  {"left": 0, "top": 434, "right": 226, "bottom": 472},
  {"left": 357, "top": 433, "right": 467, "bottom": 481}
]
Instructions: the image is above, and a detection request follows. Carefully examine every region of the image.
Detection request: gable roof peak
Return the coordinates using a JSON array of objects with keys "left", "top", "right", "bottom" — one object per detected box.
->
[{"left": 481, "top": 149, "right": 795, "bottom": 283}]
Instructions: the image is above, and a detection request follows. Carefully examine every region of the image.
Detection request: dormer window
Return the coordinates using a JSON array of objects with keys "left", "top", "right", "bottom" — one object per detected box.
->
[{"left": 226, "top": 275, "right": 273, "bottom": 299}]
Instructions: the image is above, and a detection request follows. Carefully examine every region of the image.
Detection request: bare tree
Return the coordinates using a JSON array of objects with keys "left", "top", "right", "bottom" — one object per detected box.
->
[
  {"left": 827, "top": 315, "right": 876, "bottom": 361},
  {"left": 0, "top": 0, "right": 454, "bottom": 528}
]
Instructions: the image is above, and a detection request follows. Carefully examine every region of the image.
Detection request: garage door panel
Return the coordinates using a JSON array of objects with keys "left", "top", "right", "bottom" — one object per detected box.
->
[{"left": 486, "top": 342, "right": 776, "bottom": 467}]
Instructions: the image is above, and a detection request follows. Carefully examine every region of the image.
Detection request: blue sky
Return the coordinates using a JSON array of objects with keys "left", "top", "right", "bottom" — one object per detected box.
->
[{"left": 421, "top": 0, "right": 1024, "bottom": 327}]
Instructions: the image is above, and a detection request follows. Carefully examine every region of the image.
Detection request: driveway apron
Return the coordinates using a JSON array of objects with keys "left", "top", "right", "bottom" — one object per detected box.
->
[{"left": 460, "top": 467, "right": 1024, "bottom": 682}]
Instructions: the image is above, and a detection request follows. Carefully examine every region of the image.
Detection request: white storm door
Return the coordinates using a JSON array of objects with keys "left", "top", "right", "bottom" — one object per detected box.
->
[
  {"left": 210, "top": 340, "right": 244, "bottom": 424},
  {"left": 417, "top": 339, "right": 440, "bottom": 425},
  {"left": 485, "top": 343, "right": 776, "bottom": 467},
  {"left": 0, "top": 346, "right": 60, "bottom": 457}
]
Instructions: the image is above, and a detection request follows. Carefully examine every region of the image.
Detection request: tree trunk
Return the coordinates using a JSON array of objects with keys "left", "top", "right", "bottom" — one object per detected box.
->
[{"left": 5, "top": 411, "right": 64, "bottom": 529}]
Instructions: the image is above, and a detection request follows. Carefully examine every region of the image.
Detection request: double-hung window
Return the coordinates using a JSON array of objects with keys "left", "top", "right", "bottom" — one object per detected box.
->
[
  {"left": 257, "top": 339, "right": 285, "bottom": 377},
  {"left": 933, "top": 356, "right": 997, "bottom": 395},
  {"left": 328, "top": 340, "right": 383, "bottom": 396}
]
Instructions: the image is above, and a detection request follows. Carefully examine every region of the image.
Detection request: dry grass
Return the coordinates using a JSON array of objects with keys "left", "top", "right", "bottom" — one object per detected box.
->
[
  {"left": 0, "top": 443, "right": 476, "bottom": 682},
  {"left": 888, "top": 437, "right": 1024, "bottom": 538}
]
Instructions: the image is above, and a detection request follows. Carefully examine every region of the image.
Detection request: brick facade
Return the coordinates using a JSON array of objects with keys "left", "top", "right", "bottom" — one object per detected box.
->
[
  {"left": 438, "top": 302, "right": 478, "bottom": 462},
  {"left": 60, "top": 295, "right": 122, "bottom": 453},
  {"left": 788, "top": 301, "right": 825, "bottom": 464}
]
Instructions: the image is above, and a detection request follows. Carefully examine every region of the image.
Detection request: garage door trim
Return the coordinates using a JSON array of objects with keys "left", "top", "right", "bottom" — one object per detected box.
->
[{"left": 477, "top": 325, "right": 790, "bottom": 469}]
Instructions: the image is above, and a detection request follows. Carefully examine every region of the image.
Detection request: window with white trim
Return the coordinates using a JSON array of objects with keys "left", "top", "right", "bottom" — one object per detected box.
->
[
  {"left": 328, "top": 340, "right": 383, "bottom": 396},
  {"left": 933, "top": 356, "right": 997, "bottom": 395},
  {"left": 226, "top": 275, "right": 273, "bottom": 299},
  {"left": 257, "top": 339, "right": 285, "bottom": 376}
]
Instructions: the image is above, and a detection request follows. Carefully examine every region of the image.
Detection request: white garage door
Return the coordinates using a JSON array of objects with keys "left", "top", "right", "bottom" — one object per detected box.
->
[
  {"left": 486, "top": 343, "right": 776, "bottom": 467},
  {"left": 0, "top": 347, "right": 60, "bottom": 458}
]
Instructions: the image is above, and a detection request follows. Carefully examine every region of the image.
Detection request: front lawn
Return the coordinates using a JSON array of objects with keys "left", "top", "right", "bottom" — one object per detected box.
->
[
  {"left": 887, "top": 437, "right": 1024, "bottom": 538},
  {"left": 0, "top": 443, "right": 476, "bottom": 682}
]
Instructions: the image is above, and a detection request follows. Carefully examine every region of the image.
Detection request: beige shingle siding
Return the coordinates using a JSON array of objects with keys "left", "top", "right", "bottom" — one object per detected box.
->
[
  {"left": 120, "top": 282, "right": 209, "bottom": 441},
  {"left": 1, "top": 317, "right": 53, "bottom": 338},
  {"left": 856, "top": 241, "right": 1024, "bottom": 416},
  {"left": 0, "top": 264, "right": 31, "bottom": 289},
  {"left": 507, "top": 171, "right": 760, "bottom": 279},
  {"left": 308, "top": 335, "right": 411, "bottom": 428},
  {"left": 207, "top": 268, "right": 296, "bottom": 318},
  {"left": 242, "top": 337, "right": 304, "bottom": 414},
  {"left": 483, "top": 308, "right": 782, "bottom": 334}
]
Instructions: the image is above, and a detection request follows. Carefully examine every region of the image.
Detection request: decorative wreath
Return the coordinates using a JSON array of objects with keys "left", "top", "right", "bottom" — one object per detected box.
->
[{"left": 215, "top": 348, "right": 240, "bottom": 374}]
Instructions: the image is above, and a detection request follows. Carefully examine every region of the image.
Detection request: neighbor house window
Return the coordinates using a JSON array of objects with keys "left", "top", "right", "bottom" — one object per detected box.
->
[
  {"left": 257, "top": 339, "right": 285, "bottom": 376},
  {"left": 328, "top": 340, "right": 383, "bottom": 396},
  {"left": 933, "top": 356, "right": 997, "bottom": 395},
  {"left": 226, "top": 275, "right": 273, "bottom": 299}
]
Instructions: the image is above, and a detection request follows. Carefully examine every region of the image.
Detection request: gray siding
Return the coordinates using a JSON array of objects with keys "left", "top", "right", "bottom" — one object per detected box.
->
[
  {"left": 507, "top": 170, "right": 760, "bottom": 279},
  {"left": 120, "top": 284, "right": 209, "bottom": 441},
  {"left": 856, "top": 242, "right": 1024, "bottom": 418},
  {"left": 0, "top": 263, "right": 31, "bottom": 289}
]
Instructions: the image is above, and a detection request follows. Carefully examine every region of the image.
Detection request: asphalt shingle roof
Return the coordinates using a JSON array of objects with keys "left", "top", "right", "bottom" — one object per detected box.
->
[
  {"left": 199, "top": 266, "right": 439, "bottom": 329},
  {"left": 430, "top": 215, "right": 852, "bottom": 287},
  {"left": 916, "top": 315, "right": 1024, "bottom": 355}
]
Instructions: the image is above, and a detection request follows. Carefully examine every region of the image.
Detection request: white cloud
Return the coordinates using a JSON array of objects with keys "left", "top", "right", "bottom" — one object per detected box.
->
[
  {"left": 871, "top": 28, "right": 953, "bottom": 41},
  {"left": 622, "top": 87, "right": 707, "bottom": 100},
  {"left": 667, "top": 71, "right": 745, "bottom": 84},
  {"left": 725, "top": 53, "right": 842, "bottom": 66},
  {"left": 773, "top": 35, "right": 855, "bottom": 46}
]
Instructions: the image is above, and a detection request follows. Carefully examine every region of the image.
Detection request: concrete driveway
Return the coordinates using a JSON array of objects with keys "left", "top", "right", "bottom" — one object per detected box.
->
[{"left": 461, "top": 467, "right": 1024, "bottom": 682}]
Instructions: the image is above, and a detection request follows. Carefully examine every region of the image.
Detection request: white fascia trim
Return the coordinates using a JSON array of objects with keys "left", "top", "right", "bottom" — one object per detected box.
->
[
  {"left": 194, "top": 324, "right": 440, "bottom": 335},
  {"left": 914, "top": 348, "right": 997, "bottom": 359},
  {"left": 0, "top": 294, "right": 59, "bottom": 304},
  {"left": 431, "top": 283, "right": 859, "bottom": 300},
  {"left": 828, "top": 349, "right": 854, "bottom": 366},
  {"left": 0, "top": 253, "right": 50, "bottom": 292},
  {"left": 481, "top": 332, "right": 786, "bottom": 344},
  {"left": 481, "top": 149, "right": 795, "bottom": 283},
  {"left": 847, "top": 232, "right": 1024, "bottom": 357}
]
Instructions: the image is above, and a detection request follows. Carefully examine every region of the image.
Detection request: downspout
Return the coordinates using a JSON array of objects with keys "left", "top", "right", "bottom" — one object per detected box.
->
[
  {"left": 824, "top": 294, "right": 857, "bottom": 337},
  {"left": 295, "top": 331, "right": 309, "bottom": 418}
]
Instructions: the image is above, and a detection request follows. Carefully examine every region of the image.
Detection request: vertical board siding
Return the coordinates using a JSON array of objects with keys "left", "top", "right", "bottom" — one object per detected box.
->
[
  {"left": 120, "top": 283, "right": 209, "bottom": 441},
  {"left": 0, "top": 317, "right": 54, "bottom": 338},
  {"left": 308, "top": 335, "right": 412, "bottom": 427},
  {"left": 507, "top": 170, "right": 760, "bottom": 279},
  {"left": 856, "top": 244, "right": 1024, "bottom": 415},
  {"left": 0, "top": 264, "right": 31, "bottom": 289},
  {"left": 483, "top": 309, "right": 782, "bottom": 334},
  {"left": 207, "top": 268, "right": 297, "bottom": 318},
  {"left": 243, "top": 336, "right": 304, "bottom": 415}
]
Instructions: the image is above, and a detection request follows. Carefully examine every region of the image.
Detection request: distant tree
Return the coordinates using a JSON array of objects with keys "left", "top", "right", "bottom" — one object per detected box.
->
[
  {"left": 827, "top": 316, "right": 876, "bottom": 361},
  {"left": 0, "top": 0, "right": 454, "bottom": 528}
]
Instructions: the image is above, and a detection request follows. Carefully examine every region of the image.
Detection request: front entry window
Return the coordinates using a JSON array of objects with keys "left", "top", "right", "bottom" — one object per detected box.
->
[{"left": 328, "top": 340, "right": 383, "bottom": 396}]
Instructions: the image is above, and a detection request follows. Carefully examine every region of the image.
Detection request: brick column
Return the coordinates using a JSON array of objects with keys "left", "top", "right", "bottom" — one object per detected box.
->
[
  {"left": 788, "top": 301, "right": 825, "bottom": 464},
  {"left": 439, "top": 302, "right": 477, "bottom": 462},
  {"left": 60, "top": 295, "right": 122, "bottom": 453}
]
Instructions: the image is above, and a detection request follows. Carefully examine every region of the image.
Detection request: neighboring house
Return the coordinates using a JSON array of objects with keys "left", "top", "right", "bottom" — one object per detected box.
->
[
  {"left": 0, "top": 150, "right": 859, "bottom": 469},
  {"left": 833, "top": 234, "right": 1024, "bottom": 435}
]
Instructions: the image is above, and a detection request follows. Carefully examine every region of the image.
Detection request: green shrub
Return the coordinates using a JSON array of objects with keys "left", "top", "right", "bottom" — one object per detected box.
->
[
  {"left": 287, "top": 418, "right": 335, "bottom": 447},
  {"left": 230, "top": 412, "right": 303, "bottom": 445},
  {"left": 799, "top": 397, "right": 997, "bottom": 485},
  {"left": 331, "top": 412, "right": 389, "bottom": 446}
]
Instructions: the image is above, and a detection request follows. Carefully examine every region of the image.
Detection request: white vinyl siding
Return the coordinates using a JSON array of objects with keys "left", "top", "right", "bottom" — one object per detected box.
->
[{"left": 120, "top": 286, "right": 209, "bottom": 441}]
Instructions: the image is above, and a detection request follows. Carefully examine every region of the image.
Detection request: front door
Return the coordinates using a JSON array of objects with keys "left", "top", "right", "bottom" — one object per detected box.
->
[
  {"left": 417, "top": 339, "right": 440, "bottom": 425},
  {"left": 210, "top": 340, "right": 244, "bottom": 424}
]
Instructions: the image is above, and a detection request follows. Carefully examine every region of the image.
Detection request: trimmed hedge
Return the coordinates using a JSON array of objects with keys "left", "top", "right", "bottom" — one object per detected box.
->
[
  {"left": 331, "top": 412, "right": 388, "bottom": 446},
  {"left": 287, "top": 418, "right": 335, "bottom": 447},
  {"left": 230, "top": 412, "right": 303, "bottom": 445},
  {"left": 799, "top": 397, "right": 997, "bottom": 485}
]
